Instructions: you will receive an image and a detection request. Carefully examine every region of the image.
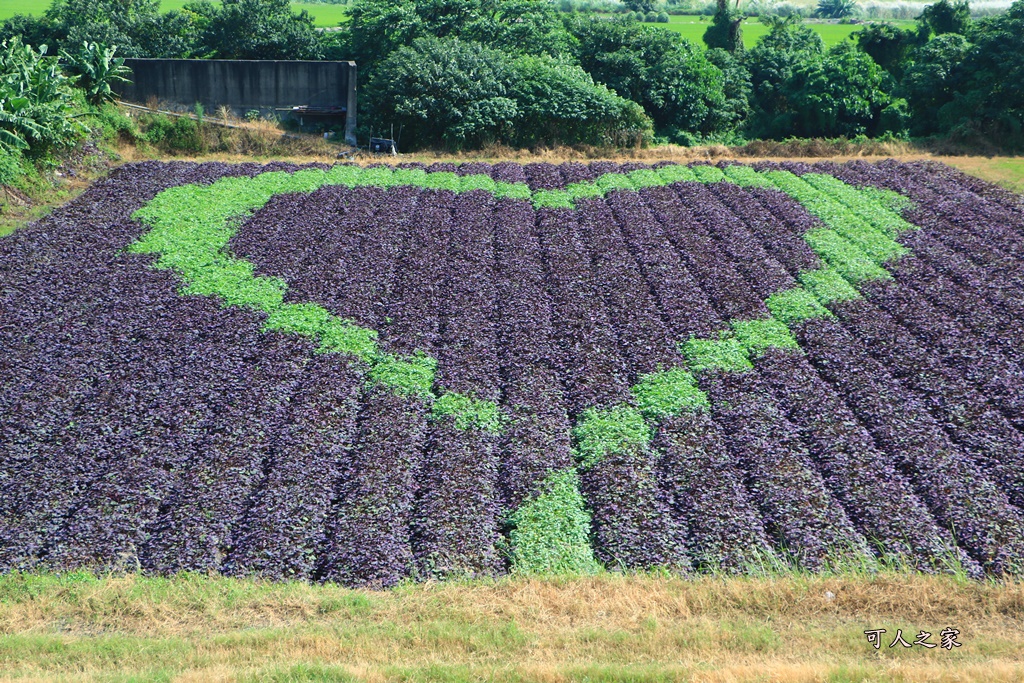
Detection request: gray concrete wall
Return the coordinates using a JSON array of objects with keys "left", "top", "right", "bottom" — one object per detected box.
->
[{"left": 118, "top": 59, "right": 357, "bottom": 145}]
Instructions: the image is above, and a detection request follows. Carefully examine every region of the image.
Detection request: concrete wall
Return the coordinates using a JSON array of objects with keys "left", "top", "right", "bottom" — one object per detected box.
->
[{"left": 118, "top": 59, "right": 357, "bottom": 145}]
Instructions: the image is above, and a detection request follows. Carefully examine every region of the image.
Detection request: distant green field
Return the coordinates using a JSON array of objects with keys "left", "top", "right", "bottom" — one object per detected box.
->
[
  {"left": 0, "top": 1, "right": 350, "bottom": 28},
  {"left": 0, "top": 1, "right": 918, "bottom": 41},
  {"left": 662, "top": 16, "right": 916, "bottom": 47}
]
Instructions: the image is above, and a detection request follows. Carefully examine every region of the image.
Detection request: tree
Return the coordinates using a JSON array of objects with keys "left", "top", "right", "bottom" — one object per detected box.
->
[
  {"left": 928, "top": 1, "right": 1024, "bottom": 146},
  {"left": 815, "top": 0, "right": 857, "bottom": 19},
  {"left": 0, "top": 37, "right": 85, "bottom": 154},
  {"left": 791, "top": 41, "right": 896, "bottom": 137},
  {"left": 703, "top": 0, "right": 744, "bottom": 53},
  {"left": 899, "top": 32, "right": 971, "bottom": 134},
  {"left": 854, "top": 22, "right": 917, "bottom": 78},
  {"left": 44, "top": 0, "right": 160, "bottom": 57},
  {"left": 705, "top": 47, "right": 752, "bottom": 135},
  {"left": 198, "top": 0, "right": 322, "bottom": 59},
  {"left": 568, "top": 16, "right": 728, "bottom": 139},
  {"left": 61, "top": 42, "right": 131, "bottom": 104},
  {"left": 508, "top": 54, "right": 652, "bottom": 147},
  {"left": 138, "top": 2, "right": 218, "bottom": 58},
  {"left": 365, "top": 36, "right": 651, "bottom": 149},
  {"left": 0, "top": 14, "right": 60, "bottom": 52},
  {"left": 744, "top": 15, "right": 825, "bottom": 137},
  {"left": 918, "top": 0, "right": 971, "bottom": 37},
  {"left": 366, "top": 37, "right": 517, "bottom": 149},
  {"left": 624, "top": 0, "right": 657, "bottom": 12},
  {"left": 345, "top": 0, "right": 569, "bottom": 74}
]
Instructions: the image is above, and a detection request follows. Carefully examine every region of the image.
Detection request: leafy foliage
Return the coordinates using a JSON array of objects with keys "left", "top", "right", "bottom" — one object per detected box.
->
[
  {"left": 199, "top": 0, "right": 323, "bottom": 60},
  {"left": 815, "top": 0, "right": 857, "bottom": 19},
  {"left": 918, "top": 0, "right": 971, "bottom": 36},
  {"left": 0, "top": 37, "right": 84, "bottom": 154},
  {"left": 703, "top": 0, "right": 744, "bottom": 52},
  {"left": 366, "top": 36, "right": 651, "bottom": 149},
  {"left": 6, "top": 158, "right": 1024, "bottom": 583},
  {"left": 61, "top": 42, "right": 131, "bottom": 105},
  {"left": 506, "top": 468, "right": 600, "bottom": 574},
  {"left": 569, "top": 16, "right": 727, "bottom": 139}
]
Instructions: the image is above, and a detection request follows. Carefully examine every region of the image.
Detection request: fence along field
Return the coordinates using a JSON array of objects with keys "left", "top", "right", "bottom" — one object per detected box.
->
[{"left": 2, "top": 159, "right": 1024, "bottom": 585}]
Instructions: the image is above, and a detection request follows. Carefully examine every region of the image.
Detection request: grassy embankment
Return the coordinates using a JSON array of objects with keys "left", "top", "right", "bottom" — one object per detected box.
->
[{"left": 2, "top": 570, "right": 1024, "bottom": 682}]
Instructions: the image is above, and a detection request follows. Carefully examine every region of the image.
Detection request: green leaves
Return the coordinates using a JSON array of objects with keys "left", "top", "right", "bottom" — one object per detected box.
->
[
  {"left": 631, "top": 367, "right": 709, "bottom": 420},
  {"left": 0, "top": 37, "right": 85, "bottom": 153},
  {"left": 507, "top": 468, "right": 600, "bottom": 575},
  {"left": 573, "top": 406, "right": 651, "bottom": 470},
  {"left": 60, "top": 41, "right": 130, "bottom": 105},
  {"left": 681, "top": 335, "right": 754, "bottom": 374},
  {"left": 430, "top": 392, "right": 503, "bottom": 433}
]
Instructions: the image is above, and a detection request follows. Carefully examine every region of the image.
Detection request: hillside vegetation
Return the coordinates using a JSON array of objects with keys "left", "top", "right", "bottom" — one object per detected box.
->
[{"left": 2, "top": 0, "right": 1023, "bottom": 150}]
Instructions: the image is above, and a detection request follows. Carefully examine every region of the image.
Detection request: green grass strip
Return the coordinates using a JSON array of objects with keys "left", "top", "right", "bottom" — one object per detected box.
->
[
  {"left": 366, "top": 352, "right": 437, "bottom": 398},
  {"left": 532, "top": 189, "right": 574, "bottom": 209},
  {"left": 764, "top": 170, "right": 908, "bottom": 265},
  {"left": 799, "top": 266, "right": 863, "bottom": 305},
  {"left": 691, "top": 165, "right": 727, "bottom": 183},
  {"left": 680, "top": 335, "right": 753, "bottom": 373},
  {"left": 765, "top": 287, "right": 833, "bottom": 326},
  {"left": 573, "top": 406, "right": 651, "bottom": 471},
  {"left": 721, "top": 164, "right": 773, "bottom": 188},
  {"left": 507, "top": 467, "right": 600, "bottom": 575},
  {"left": 626, "top": 168, "right": 665, "bottom": 189},
  {"left": 631, "top": 367, "right": 710, "bottom": 420},
  {"left": 803, "top": 229, "right": 891, "bottom": 284},
  {"left": 801, "top": 173, "right": 915, "bottom": 238},
  {"left": 431, "top": 392, "right": 504, "bottom": 433},
  {"left": 656, "top": 164, "right": 699, "bottom": 184},
  {"left": 731, "top": 317, "right": 800, "bottom": 356}
]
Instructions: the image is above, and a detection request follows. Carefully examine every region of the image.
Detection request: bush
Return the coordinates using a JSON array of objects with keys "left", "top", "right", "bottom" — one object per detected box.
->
[
  {"left": 508, "top": 54, "right": 653, "bottom": 147},
  {"left": 140, "top": 112, "right": 204, "bottom": 153},
  {"left": 0, "top": 148, "right": 24, "bottom": 186},
  {"left": 61, "top": 41, "right": 131, "bottom": 105},
  {"left": 791, "top": 41, "right": 897, "bottom": 137},
  {"left": 646, "top": 11, "right": 660, "bottom": 21},
  {"left": 92, "top": 102, "right": 140, "bottom": 143},
  {"left": 657, "top": 11, "right": 671, "bottom": 22},
  {"left": 569, "top": 16, "right": 729, "bottom": 137},
  {"left": 367, "top": 36, "right": 653, "bottom": 149}
]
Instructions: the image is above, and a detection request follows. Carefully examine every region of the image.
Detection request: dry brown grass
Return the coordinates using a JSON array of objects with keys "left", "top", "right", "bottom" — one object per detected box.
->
[{"left": 2, "top": 572, "right": 1023, "bottom": 682}]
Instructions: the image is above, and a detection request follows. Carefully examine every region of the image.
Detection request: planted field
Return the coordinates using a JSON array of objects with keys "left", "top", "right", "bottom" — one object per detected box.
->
[{"left": 3, "top": 159, "right": 1024, "bottom": 586}]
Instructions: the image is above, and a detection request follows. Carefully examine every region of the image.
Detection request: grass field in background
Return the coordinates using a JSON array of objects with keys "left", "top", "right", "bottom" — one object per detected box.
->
[
  {"left": 2, "top": 570, "right": 1023, "bottom": 682},
  {"left": 661, "top": 16, "right": 917, "bottom": 47},
  {"left": 0, "top": 0, "right": 350, "bottom": 28},
  {"left": 0, "top": 1, "right": 919, "bottom": 37}
]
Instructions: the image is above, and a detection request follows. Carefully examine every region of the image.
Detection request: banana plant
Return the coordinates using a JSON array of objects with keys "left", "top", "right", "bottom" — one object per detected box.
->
[
  {"left": 0, "top": 37, "right": 85, "bottom": 154},
  {"left": 61, "top": 41, "right": 132, "bottom": 106}
]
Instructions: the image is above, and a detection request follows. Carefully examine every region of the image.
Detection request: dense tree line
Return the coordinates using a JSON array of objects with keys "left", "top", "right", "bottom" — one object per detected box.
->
[{"left": 2, "top": 0, "right": 1023, "bottom": 150}]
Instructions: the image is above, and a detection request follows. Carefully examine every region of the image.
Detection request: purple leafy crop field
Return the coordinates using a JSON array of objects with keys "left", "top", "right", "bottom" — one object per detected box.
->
[{"left": 3, "top": 159, "right": 1024, "bottom": 586}]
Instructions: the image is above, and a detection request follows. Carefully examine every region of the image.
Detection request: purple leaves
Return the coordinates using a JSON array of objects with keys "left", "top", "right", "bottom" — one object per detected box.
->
[{"left": 4, "top": 159, "right": 1024, "bottom": 582}]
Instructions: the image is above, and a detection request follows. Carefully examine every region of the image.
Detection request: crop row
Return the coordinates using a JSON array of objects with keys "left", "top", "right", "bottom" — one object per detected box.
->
[{"left": 2, "top": 160, "right": 1023, "bottom": 580}]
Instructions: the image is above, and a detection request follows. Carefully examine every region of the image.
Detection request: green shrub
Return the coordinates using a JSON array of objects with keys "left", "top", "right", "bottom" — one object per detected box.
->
[
  {"left": 141, "top": 113, "right": 204, "bottom": 154},
  {"left": 0, "top": 148, "right": 24, "bottom": 186}
]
